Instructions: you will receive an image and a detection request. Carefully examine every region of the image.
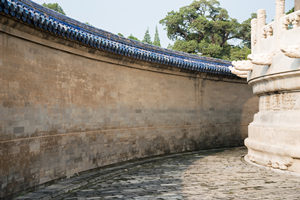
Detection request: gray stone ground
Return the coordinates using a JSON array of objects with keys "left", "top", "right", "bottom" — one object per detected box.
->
[{"left": 17, "top": 147, "right": 300, "bottom": 200}]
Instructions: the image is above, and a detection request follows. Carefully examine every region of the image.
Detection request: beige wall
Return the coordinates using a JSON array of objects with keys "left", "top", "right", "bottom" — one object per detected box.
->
[{"left": 0, "top": 17, "right": 258, "bottom": 198}]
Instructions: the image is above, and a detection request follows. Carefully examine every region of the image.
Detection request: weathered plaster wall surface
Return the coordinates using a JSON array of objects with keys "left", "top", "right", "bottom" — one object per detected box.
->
[{"left": 0, "top": 17, "right": 258, "bottom": 198}]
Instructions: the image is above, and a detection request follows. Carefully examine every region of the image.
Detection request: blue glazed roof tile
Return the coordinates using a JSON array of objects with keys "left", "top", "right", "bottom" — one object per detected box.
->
[{"left": 0, "top": 0, "right": 237, "bottom": 77}]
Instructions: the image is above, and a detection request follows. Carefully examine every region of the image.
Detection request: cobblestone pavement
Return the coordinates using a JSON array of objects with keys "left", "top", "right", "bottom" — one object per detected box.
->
[{"left": 17, "top": 147, "right": 300, "bottom": 200}]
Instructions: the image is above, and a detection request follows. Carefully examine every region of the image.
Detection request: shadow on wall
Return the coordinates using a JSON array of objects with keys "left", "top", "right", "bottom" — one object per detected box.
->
[
  {"left": 198, "top": 79, "right": 258, "bottom": 148},
  {"left": 240, "top": 96, "right": 259, "bottom": 140}
]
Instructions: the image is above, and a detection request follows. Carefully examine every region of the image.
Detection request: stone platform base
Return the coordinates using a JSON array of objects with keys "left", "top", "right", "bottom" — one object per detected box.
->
[
  {"left": 245, "top": 117, "right": 300, "bottom": 173},
  {"left": 244, "top": 152, "right": 300, "bottom": 177},
  {"left": 245, "top": 81, "right": 300, "bottom": 173}
]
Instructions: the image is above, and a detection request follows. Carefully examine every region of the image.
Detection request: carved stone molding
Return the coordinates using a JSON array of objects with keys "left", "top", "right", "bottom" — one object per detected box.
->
[
  {"left": 232, "top": 60, "right": 253, "bottom": 71},
  {"left": 248, "top": 70, "right": 300, "bottom": 94},
  {"left": 229, "top": 66, "right": 248, "bottom": 78},
  {"left": 282, "top": 10, "right": 300, "bottom": 30},
  {"left": 281, "top": 45, "right": 300, "bottom": 58},
  {"left": 259, "top": 93, "right": 299, "bottom": 111},
  {"left": 247, "top": 53, "right": 274, "bottom": 65}
]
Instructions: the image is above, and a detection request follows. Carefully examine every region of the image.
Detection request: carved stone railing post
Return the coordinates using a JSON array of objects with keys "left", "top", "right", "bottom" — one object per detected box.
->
[
  {"left": 251, "top": 19, "right": 257, "bottom": 53},
  {"left": 275, "top": 0, "right": 285, "bottom": 45},
  {"left": 295, "top": 0, "right": 300, "bottom": 11},
  {"left": 257, "top": 9, "right": 266, "bottom": 44},
  {"left": 276, "top": 0, "right": 285, "bottom": 22}
]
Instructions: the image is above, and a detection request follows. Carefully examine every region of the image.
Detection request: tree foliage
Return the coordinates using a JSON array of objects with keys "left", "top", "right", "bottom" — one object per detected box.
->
[
  {"left": 128, "top": 34, "right": 140, "bottom": 41},
  {"left": 287, "top": 7, "right": 295, "bottom": 15},
  {"left": 142, "top": 29, "right": 152, "bottom": 44},
  {"left": 237, "top": 13, "right": 257, "bottom": 48},
  {"left": 160, "top": 0, "right": 254, "bottom": 60},
  {"left": 153, "top": 26, "right": 161, "bottom": 47},
  {"left": 42, "top": 3, "right": 66, "bottom": 15},
  {"left": 85, "top": 22, "right": 92, "bottom": 26},
  {"left": 230, "top": 46, "right": 251, "bottom": 61}
]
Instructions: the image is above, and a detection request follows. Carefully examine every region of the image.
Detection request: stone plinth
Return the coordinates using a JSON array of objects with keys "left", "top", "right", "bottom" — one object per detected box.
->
[
  {"left": 231, "top": 0, "right": 300, "bottom": 173},
  {"left": 245, "top": 72, "right": 300, "bottom": 171}
]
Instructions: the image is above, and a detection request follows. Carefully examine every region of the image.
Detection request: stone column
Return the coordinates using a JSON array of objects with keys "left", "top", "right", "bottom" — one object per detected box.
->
[
  {"left": 257, "top": 9, "right": 266, "bottom": 31},
  {"left": 274, "top": 0, "right": 285, "bottom": 45},
  {"left": 276, "top": 0, "right": 285, "bottom": 22},
  {"left": 256, "top": 9, "right": 266, "bottom": 48},
  {"left": 251, "top": 19, "right": 257, "bottom": 53},
  {"left": 295, "top": 0, "right": 300, "bottom": 11}
]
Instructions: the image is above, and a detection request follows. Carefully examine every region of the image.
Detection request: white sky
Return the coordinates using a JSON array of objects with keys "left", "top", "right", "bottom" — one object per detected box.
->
[{"left": 31, "top": 0, "right": 294, "bottom": 48}]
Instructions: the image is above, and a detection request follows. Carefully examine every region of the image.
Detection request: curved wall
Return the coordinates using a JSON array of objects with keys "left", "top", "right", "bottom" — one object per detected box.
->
[{"left": 0, "top": 14, "right": 258, "bottom": 198}]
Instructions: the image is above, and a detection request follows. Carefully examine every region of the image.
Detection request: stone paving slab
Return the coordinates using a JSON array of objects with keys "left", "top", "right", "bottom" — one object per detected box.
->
[{"left": 16, "top": 147, "right": 300, "bottom": 199}]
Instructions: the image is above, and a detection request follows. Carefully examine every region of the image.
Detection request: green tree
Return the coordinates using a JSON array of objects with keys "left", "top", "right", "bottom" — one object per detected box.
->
[
  {"left": 128, "top": 34, "right": 140, "bottom": 41},
  {"left": 118, "top": 33, "right": 124, "bottom": 37},
  {"left": 230, "top": 46, "right": 251, "bottom": 61},
  {"left": 142, "top": 29, "right": 152, "bottom": 44},
  {"left": 42, "top": 3, "right": 66, "bottom": 15},
  {"left": 237, "top": 13, "right": 257, "bottom": 48},
  {"left": 173, "top": 40, "right": 198, "bottom": 54},
  {"left": 160, "top": 0, "right": 253, "bottom": 59},
  {"left": 153, "top": 26, "right": 161, "bottom": 47},
  {"left": 287, "top": 7, "right": 295, "bottom": 15},
  {"left": 167, "top": 44, "right": 173, "bottom": 49}
]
